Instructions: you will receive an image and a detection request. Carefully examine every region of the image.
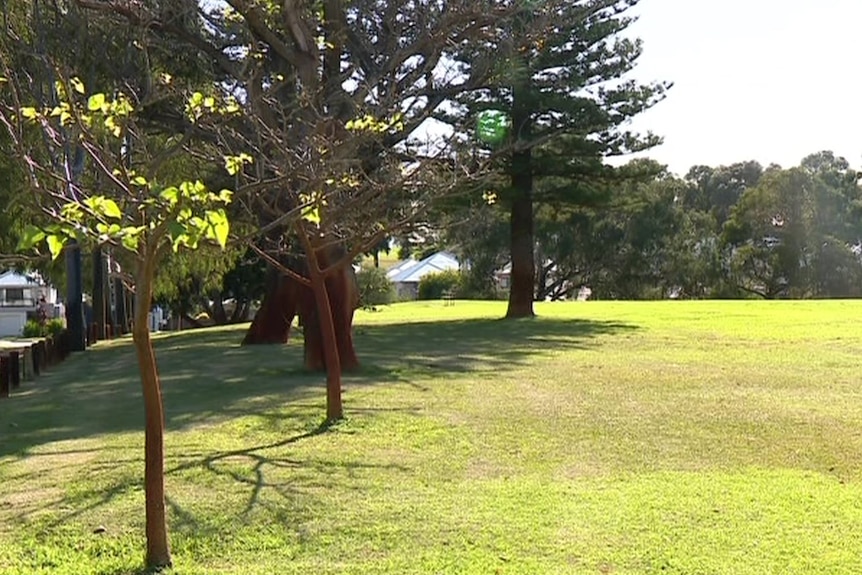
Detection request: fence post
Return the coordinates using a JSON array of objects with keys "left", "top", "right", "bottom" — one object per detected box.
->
[
  {"left": 10, "top": 351, "right": 20, "bottom": 389},
  {"left": 0, "top": 355, "right": 9, "bottom": 398}
]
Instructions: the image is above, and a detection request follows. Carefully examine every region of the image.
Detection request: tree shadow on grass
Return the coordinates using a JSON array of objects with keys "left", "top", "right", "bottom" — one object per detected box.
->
[
  {"left": 0, "top": 315, "right": 635, "bottom": 573},
  {"left": 4, "top": 422, "right": 413, "bottom": 575},
  {"left": 350, "top": 316, "right": 637, "bottom": 383},
  {"left": 0, "top": 316, "right": 637, "bottom": 459}
]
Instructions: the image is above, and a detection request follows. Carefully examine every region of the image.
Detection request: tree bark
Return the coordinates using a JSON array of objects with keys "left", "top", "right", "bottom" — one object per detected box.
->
[
  {"left": 132, "top": 256, "right": 171, "bottom": 570},
  {"left": 92, "top": 245, "right": 106, "bottom": 340},
  {"left": 300, "top": 230, "right": 344, "bottom": 422},
  {"left": 242, "top": 270, "right": 299, "bottom": 345},
  {"left": 300, "top": 265, "right": 359, "bottom": 372},
  {"left": 114, "top": 278, "right": 128, "bottom": 335},
  {"left": 210, "top": 292, "right": 228, "bottom": 325},
  {"left": 506, "top": 49, "right": 535, "bottom": 319},
  {"left": 243, "top": 261, "right": 359, "bottom": 373}
]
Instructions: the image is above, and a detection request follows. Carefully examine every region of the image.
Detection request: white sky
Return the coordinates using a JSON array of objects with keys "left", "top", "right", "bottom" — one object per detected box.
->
[{"left": 620, "top": 0, "right": 862, "bottom": 175}]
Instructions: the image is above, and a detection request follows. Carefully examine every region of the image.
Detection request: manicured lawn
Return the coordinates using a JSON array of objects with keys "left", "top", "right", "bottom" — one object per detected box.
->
[{"left": 2, "top": 300, "right": 862, "bottom": 574}]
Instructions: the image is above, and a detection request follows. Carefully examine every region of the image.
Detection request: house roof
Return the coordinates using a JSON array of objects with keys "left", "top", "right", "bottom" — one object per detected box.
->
[
  {"left": 385, "top": 258, "right": 420, "bottom": 279},
  {"left": 388, "top": 251, "right": 460, "bottom": 284},
  {"left": 0, "top": 270, "right": 45, "bottom": 287}
]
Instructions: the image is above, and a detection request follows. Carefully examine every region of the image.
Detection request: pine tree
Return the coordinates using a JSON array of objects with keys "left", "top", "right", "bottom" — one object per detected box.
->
[{"left": 457, "top": 0, "right": 669, "bottom": 316}]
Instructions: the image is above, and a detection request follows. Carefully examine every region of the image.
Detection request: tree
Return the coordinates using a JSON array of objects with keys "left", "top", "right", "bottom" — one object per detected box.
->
[
  {"left": 1, "top": 66, "right": 236, "bottom": 568},
  {"left": 451, "top": 0, "right": 669, "bottom": 317},
  {"left": 71, "top": 0, "right": 509, "bottom": 421},
  {"left": 721, "top": 153, "right": 862, "bottom": 299}
]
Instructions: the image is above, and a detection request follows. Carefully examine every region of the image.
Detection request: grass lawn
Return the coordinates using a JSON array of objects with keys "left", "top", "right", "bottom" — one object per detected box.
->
[{"left": 2, "top": 300, "right": 862, "bottom": 574}]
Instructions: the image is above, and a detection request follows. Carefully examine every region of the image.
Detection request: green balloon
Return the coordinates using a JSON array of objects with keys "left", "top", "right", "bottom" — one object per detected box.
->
[{"left": 476, "top": 110, "right": 510, "bottom": 145}]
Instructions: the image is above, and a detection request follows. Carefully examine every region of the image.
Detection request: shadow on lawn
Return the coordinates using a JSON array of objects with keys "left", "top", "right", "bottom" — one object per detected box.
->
[
  {"left": 5, "top": 419, "right": 411, "bottom": 551},
  {"left": 0, "top": 315, "right": 636, "bottom": 459},
  {"left": 352, "top": 316, "right": 635, "bottom": 382}
]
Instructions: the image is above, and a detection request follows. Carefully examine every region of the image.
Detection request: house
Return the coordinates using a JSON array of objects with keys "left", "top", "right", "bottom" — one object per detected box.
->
[
  {"left": 387, "top": 251, "right": 460, "bottom": 300},
  {"left": 0, "top": 270, "right": 59, "bottom": 337}
]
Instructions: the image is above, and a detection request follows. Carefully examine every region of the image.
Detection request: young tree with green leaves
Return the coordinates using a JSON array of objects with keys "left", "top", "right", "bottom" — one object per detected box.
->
[
  {"left": 0, "top": 69, "right": 238, "bottom": 569},
  {"left": 70, "top": 0, "right": 508, "bottom": 422}
]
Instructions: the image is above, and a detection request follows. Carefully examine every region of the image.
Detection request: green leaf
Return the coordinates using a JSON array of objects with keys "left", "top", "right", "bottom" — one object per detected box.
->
[
  {"left": 205, "top": 209, "right": 230, "bottom": 249},
  {"left": 19, "top": 107, "right": 38, "bottom": 121},
  {"left": 17, "top": 226, "right": 46, "bottom": 251},
  {"left": 101, "top": 199, "right": 122, "bottom": 219},
  {"left": 217, "top": 189, "right": 234, "bottom": 204},
  {"left": 87, "top": 93, "right": 106, "bottom": 111},
  {"left": 120, "top": 233, "right": 139, "bottom": 252},
  {"left": 301, "top": 206, "right": 321, "bottom": 225},
  {"left": 167, "top": 221, "right": 187, "bottom": 252},
  {"left": 159, "top": 186, "right": 179, "bottom": 205},
  {"left": 131, "top": 175, "right": 148, "bottom": 187},
  {"left": 223, "top": 154, "right": 253, "bottom": 176},
  {"left": 46, "top": 235, "right": 65, "bottom": 260}
]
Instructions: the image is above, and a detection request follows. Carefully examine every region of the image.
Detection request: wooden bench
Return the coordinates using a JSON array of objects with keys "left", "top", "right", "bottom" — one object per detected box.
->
[{"left": 441, "top": 290, "right": 456, "bottom": 307}]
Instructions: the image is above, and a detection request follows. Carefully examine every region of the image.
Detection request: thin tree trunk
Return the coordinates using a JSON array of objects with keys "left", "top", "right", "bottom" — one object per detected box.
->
[
  {"left": 300, "top": 265, "right": 359, "bottom": 372},
  {"left": 114, "top": 278, "right": 128, "bottom": 334},
  {"left": 92, "top": 245, "right": 106, "bottom": 340},
  {"left": 132, "top": 257, "right": 171, "bottom": 570},
  {"left": 230, "top": 299, "right": 249, "bottom": 323},
  {"left": 298, "top": 227, "right": 343, "bottom": 421},
  {"left": 210, "top": 292, "right": 228, "bottom": 325}
]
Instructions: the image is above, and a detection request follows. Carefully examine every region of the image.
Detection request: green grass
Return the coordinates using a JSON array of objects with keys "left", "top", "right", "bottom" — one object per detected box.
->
[{"left": 2, "top": 300, "right": 862, "bottom": 574}]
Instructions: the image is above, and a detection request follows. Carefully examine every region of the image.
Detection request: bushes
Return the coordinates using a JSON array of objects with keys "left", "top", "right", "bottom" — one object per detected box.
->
[
  {"left": 356, "top": 265, "right": 394, "bottom": 308},
  {"left": 22, "top": 320, "right": 43, "bottom": 338},
  {"left": 418, "top": 270, "right": 463, "bottom": 300},
  {"left": 46, "top": 318, "right": 65, "bottom": 337},
  {"left": 22, "top": 318, "right": 65, "bottom": 338}
]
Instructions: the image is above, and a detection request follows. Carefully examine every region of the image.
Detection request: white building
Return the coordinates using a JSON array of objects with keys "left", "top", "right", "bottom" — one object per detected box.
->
[
  {"left": 387, "top": 251, "right": 461, "bottom": 300},
  {"left": 0, "top": 270, "right": 59, "bottom": 337}
]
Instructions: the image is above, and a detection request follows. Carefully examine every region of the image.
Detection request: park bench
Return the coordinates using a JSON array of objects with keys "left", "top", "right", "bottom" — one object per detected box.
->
[{"left": 441, "top": 290, "right": 455, "bottom": 307}]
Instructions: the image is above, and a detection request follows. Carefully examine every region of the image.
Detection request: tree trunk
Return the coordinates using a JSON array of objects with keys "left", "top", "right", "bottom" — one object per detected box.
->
[
  {"left": 506, "top": 153, "right": 535, "bottom": 318},
  {"left": 303, "top": 238, "right": 344, "bottom": 422},
  {"left": 210, "top": 292, "right": 228, "bottom": 325},
  {"left": 114, "top": 278, "right": 128, "bottom": 335},
  {"left": 301, "top": 264, "right": 359, "bottom": 372},
  {"left": 65, "top": 240, "right": 86, "bottom": 351},
  {"left": 244, "top": 260, "right": 359, "bottom": 372},
  {"left": 132, "top": 258, "right": 171, "bottom": 570},
  {"left": 242, "top": 271, "right": 299, "bottom": 345},
  {"left": 506, "top": 54, "right": 535, "bottom": 319},
  {"left": 92, "top": 245, "right": 106, "bottom": 340}
]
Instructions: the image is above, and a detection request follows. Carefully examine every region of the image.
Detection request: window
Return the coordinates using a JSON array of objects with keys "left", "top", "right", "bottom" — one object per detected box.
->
[{"left": 4, "top": 288, "right": 24, "bottom": 303}]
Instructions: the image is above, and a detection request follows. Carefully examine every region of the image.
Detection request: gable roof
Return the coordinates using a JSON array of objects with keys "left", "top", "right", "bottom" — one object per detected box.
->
[
  {"left": 385, "top": 258, "right": 420, "bottom": 279},
  {"left": 388, "top": 251, "right": 460, "bottom": 284},
  {"left": 0, "top": 270, "right": 45, "bottom": 287}
]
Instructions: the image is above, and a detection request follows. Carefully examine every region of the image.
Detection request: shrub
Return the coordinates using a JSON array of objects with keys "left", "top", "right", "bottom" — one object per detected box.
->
[
  {"left": 22, "top": 320, "right": 44, "bottom": 338},
  {"left": 21, "top": 318, "right": 65, "bottom": 338},
  {"left": 356, "top": 265, "right": 394, "bottom": 308},
  {"left": 46, "top": 319, "right": 66, "bottom": 337},
  {"left": 418, "top": 269, "right": 463, "bottom": 300}
]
